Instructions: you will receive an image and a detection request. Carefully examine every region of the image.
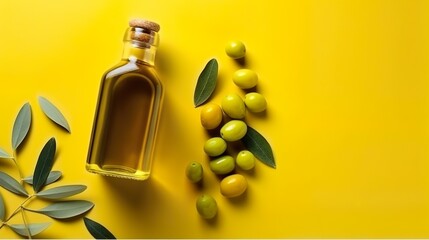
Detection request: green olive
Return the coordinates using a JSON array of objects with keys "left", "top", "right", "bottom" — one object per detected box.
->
[
  {"left": 225, "top": 40, "right": 246, "bottom": 59},
  {"left": 221, "top": 93, "right": 246, "bottom": 119},
  {"left": 220, "top": 174, "right": 248, "bottom": 198},
  {"left": 200, "top": 103, "right": 223, "bottom": 130},
  {"left": 196, "top": 194, "right": 218, "bottom": 219},
  {"left": 232, "top": 69, "right": 258, "bottom": 89},
  {"left": 204, "top": 137, "right": 227, "bottom": 157},
  {"left": 236, "top": 150, "right": 256, "bottom": 170},
  {"left": 209, "top": 155, "right": 235, "bottom": 175},
  {"left": 185, "top": 161, "right": 203, "bottom": 183},
  {"left": 220, "top": 120, "right": 247, "bottom": 142},
  {"left": 244, "top": 92, "right": 267, "bottom": 113}
]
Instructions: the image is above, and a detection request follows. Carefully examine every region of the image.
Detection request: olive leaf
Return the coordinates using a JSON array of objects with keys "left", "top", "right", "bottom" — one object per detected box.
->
[
  {"left": 194, "top": 58, "right": 218, "bottom": 107},
  {"left": 25, "top": 200, "right": 94, "bottom": 219},
  {"left": 23, "top": 170, "right": 62, "bottom": 186},
  {"left": 12, "top": 102, "right": 32, "bottom": 150},
  {"left": 8, "top": 223, "right": 51, "bottom": 237},
  {"left": 38, "top": 96, "right": 71, "bottom": 133},
  {"left": 33, "top": 137, "right": 56, "bottom": 193},
  {"left": 242, "top": 126, "right": 276, "bottom": 168},
  {"left": 84, "top": 217, "right": 116, "bottom": 239},
  {"left": 0, "top": 171, "right": 28, "bottom": 196},
  {"left": 0, "top": 192, "right": 5, "bottom": 221},
  {"left": 36, "top": 185, "right": 87, "bottom": 200},
  {"left": 0, "top": 147, "right": 12, "bottom": 159}
]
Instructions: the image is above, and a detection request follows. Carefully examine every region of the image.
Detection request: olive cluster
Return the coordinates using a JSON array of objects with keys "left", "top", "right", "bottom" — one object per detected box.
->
[{"left": 187, "top": 41, "right": 268, "bottom": 219}]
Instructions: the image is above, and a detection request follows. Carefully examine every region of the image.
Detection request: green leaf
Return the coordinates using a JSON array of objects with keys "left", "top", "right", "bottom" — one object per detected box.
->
[
  {"left": 33, "top": 137, "right": 56, "bottom": 192},
  {"left": 0, "top": 192, "right": 5, "bottom": 221},
  {"left": 8, "top": 223, "right": 51, "bottom": 237},
  {"left": 0, "top": 147, "right": 12, "bottom": 159},
  {"left": 38, "top": 96, "right": 71, "bottom": 133},
  {"left": 0, "top": 171, "right": 28, "bottom": 196},
  {"left": 84, "top": 217, "right": 116, "bottom": 239},
  {"left": 36, "top": 185, "right": 87, "bottom": 200},
  {"left": 242, "top": 126, "right": 276, "bottom": 168},
  {"left": 193, "top": 58, "right": 218, "bottom": 107},
  {"left": 12, "top": 102, "right": 32, "bottom": 150},
  {"left": 26, "top": 200, "right": 94, "bottom": 219},
  {"left": 23, "top": 170, "right": 62, "bottom": 185}
]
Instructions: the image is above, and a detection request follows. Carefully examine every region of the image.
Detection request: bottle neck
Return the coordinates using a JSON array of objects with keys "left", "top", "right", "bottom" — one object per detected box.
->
[
  {"left": 121, "top": 27, "right": 159, "bottom": 66},
  {"left": 122, "top": 41, "right": 157, "bottom": 66}
]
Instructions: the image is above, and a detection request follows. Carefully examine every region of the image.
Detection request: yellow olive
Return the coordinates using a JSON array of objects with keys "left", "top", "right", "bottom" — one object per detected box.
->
[
  {"left": 204, "top": 137, "right": 227, "bottom": 157},
  {"left": 220, "top": 174, "right": 248, "bottom": 198},
  {"left": 225, "top": 40, "right": 246, "bottom": 59},
  {"left": 232, "top": 69, "right": 258, "bottom": 89},
  {"left": 209, "top": 155, "right": 235, "bottom": 175},
  {"left": 221, "top": 93, "right": 246, "bottom": 119},
  {"left": 220, "top": 120, "right": 247, "bottom": 142},
  {"left": 200, "top": 103, "right": 223, "bottom": 130},
  {"left": 196, "top": 194, "right": 218, "bottom": 219},
  {"left": 244, "top": 92, "right": 267, "bottom": 113}
]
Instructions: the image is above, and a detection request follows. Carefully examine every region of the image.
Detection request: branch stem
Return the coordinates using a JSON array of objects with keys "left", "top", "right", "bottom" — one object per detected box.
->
[
  {"left": 0, "top": 195, "right": 34, "bottom": 229},
  {"left": 21, "top": 207, "right": 31, "bottom": 239},
  {"left": 12, "top": 151, "right": 24, "bottom": 181}
]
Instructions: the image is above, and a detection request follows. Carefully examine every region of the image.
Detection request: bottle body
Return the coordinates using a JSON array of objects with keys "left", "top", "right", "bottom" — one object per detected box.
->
[{"left": 86, "top": 20, "right": 163, "bottom": 180}]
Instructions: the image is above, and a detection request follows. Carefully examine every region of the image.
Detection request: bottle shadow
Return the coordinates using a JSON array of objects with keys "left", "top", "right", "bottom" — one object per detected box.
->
[{"left": 100, "top": 176, "right": 165, "bottom": 207}]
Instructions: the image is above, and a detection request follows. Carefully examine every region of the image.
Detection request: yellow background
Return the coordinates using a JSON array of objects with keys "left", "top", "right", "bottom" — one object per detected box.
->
[{"left": 0, "top": 0, "right": 428, "bottom": 238}]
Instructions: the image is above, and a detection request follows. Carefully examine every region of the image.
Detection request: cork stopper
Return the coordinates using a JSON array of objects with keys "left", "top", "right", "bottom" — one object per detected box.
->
[
  {"left": 129, "top": 19, "right": 160, "bottom": 32},
  {"left": 130, "top": 32, "right": 151, "bottom": 43}
]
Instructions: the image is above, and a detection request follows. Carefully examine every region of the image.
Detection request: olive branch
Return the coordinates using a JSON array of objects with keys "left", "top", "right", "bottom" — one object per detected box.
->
[{"left": 0, "top": 97, "right": 115, "bottom": 239}]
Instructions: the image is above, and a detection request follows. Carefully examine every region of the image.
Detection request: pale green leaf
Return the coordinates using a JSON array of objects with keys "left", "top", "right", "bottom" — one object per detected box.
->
[
  {"left": 23, "top": 170, "right": 62, "bottom": 185},
  {"left": 194, "top": 58, "right": 218, "bottom": 107},
  {"left": 0, "top": 147, "right": 12, "bottom": 159},
  {"left": 84, "top": 217, "right": 116, "bottom": 239},
  {"left": 0, "top": 192, "right": 5, "bottom": 221},
  {"left": 12, "top": 102, "right": 32, "bottom": 150},
  {"left": 33, "top": 137, "right": 56, "bottom": 192},
  {"left": 26, "top": 200, "right": 94, "bottom": 219},
  {"left": 8, "top": 223, "right": 51, "bottom": 237},
  {"left": 242, "top": 126, "right": 276, "bottom": 168},
  {"left": 38, "top": 96, "right": 71, "bottom": 132},
  {"left": 36, "top": 185, "right": 87, "bottom": 200},
  {"left": 0, "top": 171, "right": 28, "bottom": 196}
]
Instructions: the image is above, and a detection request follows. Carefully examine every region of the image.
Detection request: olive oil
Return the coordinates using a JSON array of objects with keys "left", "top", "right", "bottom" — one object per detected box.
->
[{"left": 86, "top": 19, "right": 163, "bottom": 180}]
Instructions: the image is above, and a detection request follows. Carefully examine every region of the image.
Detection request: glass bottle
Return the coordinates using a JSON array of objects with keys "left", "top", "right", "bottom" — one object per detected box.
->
[{"left": 86, "top": 19, "right": 164, "bottom": 180}]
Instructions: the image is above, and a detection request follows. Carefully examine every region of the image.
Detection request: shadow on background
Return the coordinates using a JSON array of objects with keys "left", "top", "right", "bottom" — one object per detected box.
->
[{"left": 101, "top": 175, "right": 166, "bottom": 208}]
